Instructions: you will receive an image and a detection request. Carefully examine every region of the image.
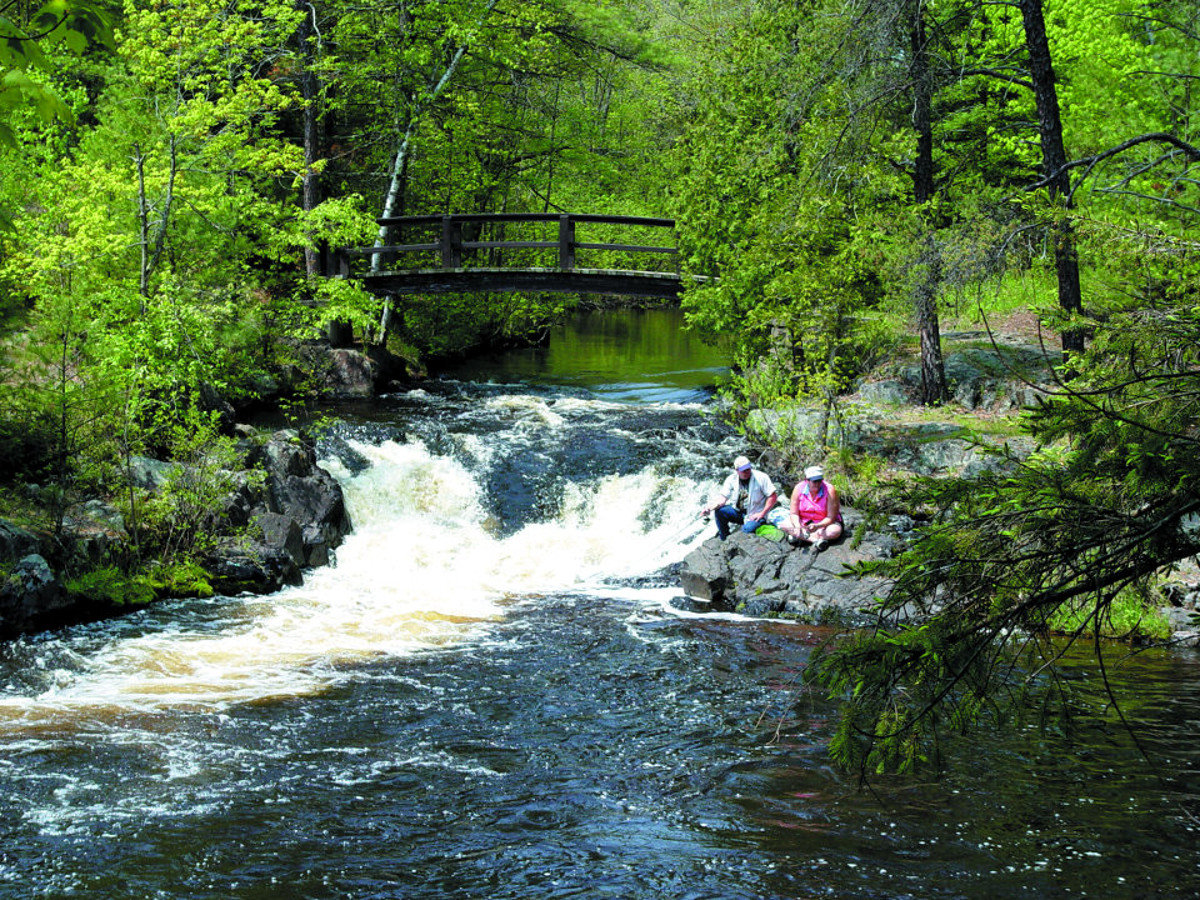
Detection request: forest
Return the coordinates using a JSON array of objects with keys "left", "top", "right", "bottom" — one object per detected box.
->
[{"left": 2, "top": 0, "right": 1200, "bottom": 772}]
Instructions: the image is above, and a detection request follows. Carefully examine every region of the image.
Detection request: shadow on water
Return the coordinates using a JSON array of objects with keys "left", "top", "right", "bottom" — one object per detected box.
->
[{"left": 435, "top": 307, "right": 730, "bottom": 404}]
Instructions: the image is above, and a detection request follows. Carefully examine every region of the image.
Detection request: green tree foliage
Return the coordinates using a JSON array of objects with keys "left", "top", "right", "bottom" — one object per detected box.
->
[
  {"left": 0, "top": 0, "right": 110, "bottom": 143},
  {"left": 0, "top": 0, "right": 683, "bottom": 491},
  {"left": 320, "top": 0, "right": 681, "bottom": 353},
  {"left": 133, "top": 404, "right": 251, "bottom": 566},
  {"left": 657, "top": 0, "right": 1200, "bottom": 774},
  {"left": 0, "top": 0, "right": 377, "bottom": 502},
  {"left": 807, "top": 258, "right": 1200, "bottom": 774},
  {"left": 664, "top": 0, "right": 931, "bottom": 438},
  {"left": 3, "top": 0, "right": 1200, "bottom": 764}
]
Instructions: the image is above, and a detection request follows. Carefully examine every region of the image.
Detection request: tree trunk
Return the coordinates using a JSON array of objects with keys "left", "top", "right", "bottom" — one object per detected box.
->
[
  {"left": 135, "top": 145, "right": 149, "bottom": 305},
  {"left": 914, "top": 233, "right": 946, "bottom": 404},
  {"left": 373, "top": 0, "right": 500, "bottom": 346},
  {"left": 1019, "top": 0, "right": 1085, "bottom": 358},
  {"left": 909, "top": 0, "right": 947, "bottom": 405},
  {"left": 374, "top": 0, "right": 500, "bottom": 253},
  {"left": 134, "top": 137, "right": 177, "bottom": 308},
  {"left": 298, "top": 0, "right": 322, "bottom": 280}
]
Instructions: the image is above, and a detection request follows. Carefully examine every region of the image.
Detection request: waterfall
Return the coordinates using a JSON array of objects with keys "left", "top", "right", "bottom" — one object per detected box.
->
[{"left": 0, "top": 393, "right": 722, "bottom": 720}]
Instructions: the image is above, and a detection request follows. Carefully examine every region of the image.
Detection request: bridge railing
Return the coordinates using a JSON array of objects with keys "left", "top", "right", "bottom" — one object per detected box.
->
[{"left": 330, "top": 213, "right": 679, "bottom": 278}]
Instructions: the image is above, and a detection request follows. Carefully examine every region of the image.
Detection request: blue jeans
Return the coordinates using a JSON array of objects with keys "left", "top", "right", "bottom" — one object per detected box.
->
[{"left": 714, "top": 505, "right": 759, "bottom": 539}]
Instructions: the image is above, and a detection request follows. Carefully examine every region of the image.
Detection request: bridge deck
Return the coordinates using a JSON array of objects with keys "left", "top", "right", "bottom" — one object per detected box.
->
[{"left": 355, "top": 267, "right": 689, "bottom": 299}]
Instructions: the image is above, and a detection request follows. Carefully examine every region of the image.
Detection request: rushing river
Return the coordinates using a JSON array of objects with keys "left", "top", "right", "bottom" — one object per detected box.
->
[{"left": 1, "top": 309, "right": 1198, "bottom": 899}]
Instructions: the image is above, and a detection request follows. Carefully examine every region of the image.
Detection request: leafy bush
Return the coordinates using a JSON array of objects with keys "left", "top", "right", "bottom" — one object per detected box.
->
[{"left": 128, "top": 404, "right": 256, "bottom": 566}]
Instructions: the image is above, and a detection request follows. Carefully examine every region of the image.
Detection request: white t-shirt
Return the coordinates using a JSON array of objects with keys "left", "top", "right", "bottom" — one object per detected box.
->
[{"left": 719, "top": 469, "right": 776, "bottom": 519}]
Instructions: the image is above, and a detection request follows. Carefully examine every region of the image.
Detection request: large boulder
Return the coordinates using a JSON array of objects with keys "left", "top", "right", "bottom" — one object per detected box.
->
[
  {"left": 291, "top": 342, "right": 382, "bottom": 399},
  {"left": 211, "top": 429, "right": 353, "bottom": 581},
  {"left": 203, "top": 429, "right": 353, "bottom": 589},
  {"left": 60, "top": 500, "right": 129, "bottom": 570},
  {"left": 0, "top": 521, "right": 41, "bottom": 564},
  {"left": 205, "top": 546, "right": 303, "bottom": 595},
  {"left": 128, "top": 456, "right": 179, "bottom": 491},
  {"left": 325, "top": 348, "right": 380, "bottom": 399},
  {"left": 256, "top": 430, "right": 353, "bottom": 567},
  {"left": 679, "top": 509, "right": 898, "bottom": 622},
  {"left": 255, "top": 512, "right": 306, "bottom": 568},
  {"left": 0, "top": 554, "right": 70, "bottom": 637},
  {"left": 880, "top": 334, "right": 1059, "bottom": 412}
]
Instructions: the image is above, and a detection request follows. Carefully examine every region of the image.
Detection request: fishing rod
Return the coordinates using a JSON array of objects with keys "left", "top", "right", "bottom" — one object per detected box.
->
[
  {"left": 574, "top": 515, "right": 708, "bottom": 585},
  {"left": 630, "top": 516, "right": 709, "bottom": 568}
]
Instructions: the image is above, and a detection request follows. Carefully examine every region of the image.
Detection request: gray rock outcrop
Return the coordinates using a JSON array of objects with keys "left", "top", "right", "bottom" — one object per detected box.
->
[
  {"left": 0, "top": 428, "right": 354, "bottom": 636},
  {"left": 747, "top": 406, "right": 1035, "bottom": 479},
  {"left": 292, "top": 342, "right": 383, "bottom": 399},
  {"left": 681, "top": 510, "right": 1200, "bottom": 645},
  {"left": 746, "top": 334, "right": 1054, "bottom": 481},
  {"left": 0, "top": 521, "right": 41, "bottom": 563},
  {"left": 0, "top": 555, "right": 69, "bottom": 636},
  {"left": 680, "top": 509, "right": 900, "bottom": 623},
  {"left": 206, "top": 429, "right": 352, "bottom": 594}
]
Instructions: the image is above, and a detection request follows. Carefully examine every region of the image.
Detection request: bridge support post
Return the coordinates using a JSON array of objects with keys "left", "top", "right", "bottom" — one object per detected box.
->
[
  {"left": 441, "top": 216, "right": 462, "bottom": 268},
  {"left": 558, "top": 215, "right": 576, "bottom": 270},
  {"left": 322, "top": 246, "right": 354, "bottom": 347}
]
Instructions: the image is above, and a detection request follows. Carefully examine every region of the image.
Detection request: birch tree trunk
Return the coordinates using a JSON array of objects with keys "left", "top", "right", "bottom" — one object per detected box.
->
[{"left": 373, "top": 0, "right": 501, "bottom": 345}]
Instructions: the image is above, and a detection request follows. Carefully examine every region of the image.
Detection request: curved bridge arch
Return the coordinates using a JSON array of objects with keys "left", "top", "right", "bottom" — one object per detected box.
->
[{"left": 328, "top": 213, "right": 701, "bottom": 300}]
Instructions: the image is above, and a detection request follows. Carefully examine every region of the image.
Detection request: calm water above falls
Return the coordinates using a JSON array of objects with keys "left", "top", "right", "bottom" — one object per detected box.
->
[
  {"left": 435, "top": 307, "right": 729, "bottom": 404},
  {"left": 1, "top": 312, "right": 1199, "bottom": 899}
]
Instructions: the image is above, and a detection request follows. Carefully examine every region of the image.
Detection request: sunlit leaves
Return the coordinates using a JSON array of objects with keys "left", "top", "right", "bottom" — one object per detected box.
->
[
  {"left": 0, "top": 0, "right": 110, "bottom": 213},
  {"left": 0, "top": 0, "right": 336, "bottom": 488}
]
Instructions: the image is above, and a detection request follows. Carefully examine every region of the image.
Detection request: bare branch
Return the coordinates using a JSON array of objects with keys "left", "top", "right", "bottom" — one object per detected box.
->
[
  {"left": 958, "top": 66, "right": 1034, "bottom": 90},
  {"left": 1093, "top": 186, "right": 1200, "bottom": 217},
  {"left": 1024, "top": 132, "right": 1200, "bottom": 196},
  {"left": 1128, "top": 69, "right": 1200, "bottom": 81}
]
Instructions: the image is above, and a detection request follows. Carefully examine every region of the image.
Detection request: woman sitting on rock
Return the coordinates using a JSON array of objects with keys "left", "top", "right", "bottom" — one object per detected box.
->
[{"left": 784, "top": 465, "right": 843, "bottom": 550}]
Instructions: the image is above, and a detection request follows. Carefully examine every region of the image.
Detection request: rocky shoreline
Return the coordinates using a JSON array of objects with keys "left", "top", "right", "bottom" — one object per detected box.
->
[
  {"left": 0, "top": 428, "right": 352, "bottom": 639},
  {"left": 677, "top": 508, "right": 1200, "bottom": 647},
  {"left": 0, "top": 338, "right": 399, "bottom": 640},
  {"left": 678, "top": 509, "right": 902, "bottom": 623}
]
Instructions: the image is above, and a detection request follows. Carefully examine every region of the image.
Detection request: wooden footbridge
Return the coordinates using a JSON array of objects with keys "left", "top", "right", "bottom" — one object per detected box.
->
[{"left": 326, "top": 213, "right": 690, "bottom": 299}]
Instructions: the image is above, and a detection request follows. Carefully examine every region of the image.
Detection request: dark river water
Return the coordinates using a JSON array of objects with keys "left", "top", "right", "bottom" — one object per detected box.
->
[{"left": 1, "top": 309, "right": 1198, "bottom": 898}]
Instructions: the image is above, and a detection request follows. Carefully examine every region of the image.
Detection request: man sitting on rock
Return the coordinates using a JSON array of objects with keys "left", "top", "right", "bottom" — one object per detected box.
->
[{"left": 701, "top": 455, "right": 779, "bottom": 540}]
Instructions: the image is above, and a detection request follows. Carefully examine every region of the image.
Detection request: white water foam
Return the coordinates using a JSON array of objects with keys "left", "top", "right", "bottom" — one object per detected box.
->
[{"left": 0, "top": 436, "right": 709, "bottom": 720}]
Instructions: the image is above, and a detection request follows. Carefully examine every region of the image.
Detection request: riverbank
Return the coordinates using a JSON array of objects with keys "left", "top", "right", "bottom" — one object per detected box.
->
[
  {"left": 677, "top": 520, "right": 1200, "bottom": 647},
  {"left": 5, "top": 315, "right": 1199, "bottom": 650},
  {"left": 679, "top": 509, "right": 903, "bottom": 622},
  {"left": 0, "top": 428, "right": 352, "bottom": 638},
  {"left": 1, "top": 304, "right": 703, "bottom": 641},
  {"left": 682, "top": 317, "right": 1200, "bottom": 648}
]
